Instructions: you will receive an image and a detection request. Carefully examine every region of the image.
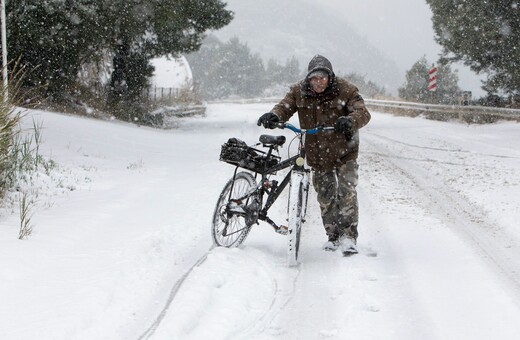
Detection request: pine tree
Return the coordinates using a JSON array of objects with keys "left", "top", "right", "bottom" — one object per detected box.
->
[
  {"left": 187, "top": 36, "right": 267, "bottom": 99},
  {"left": 342, "top": 73, "right": 387, "bottom": 98},
  {"left": 426, "top": 0, "right": 520, "bottom": 95},
  {"left": 399, "top": 56, "right": 461, "bottom": 104}
]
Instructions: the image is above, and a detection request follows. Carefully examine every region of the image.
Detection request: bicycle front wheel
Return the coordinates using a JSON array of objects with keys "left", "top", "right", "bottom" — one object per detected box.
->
[
  {"left": 212, "top": 171, "right": 258, "bottom": 247},
  {"left": 287, "top": 171, "right": 305, "bottom": 266}
]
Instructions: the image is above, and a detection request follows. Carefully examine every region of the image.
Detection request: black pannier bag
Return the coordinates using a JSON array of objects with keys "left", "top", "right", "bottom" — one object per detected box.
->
[{"left": 220, "top": 138, "right": 280, "bottom": 174}]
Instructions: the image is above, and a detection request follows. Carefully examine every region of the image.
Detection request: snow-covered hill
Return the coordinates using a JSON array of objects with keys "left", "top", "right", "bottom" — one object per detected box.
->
[
  {"left": 1, "top": 103, "right": 520, "bottom": 339},
  {"left": 212, "top": 0, "right": 402, "bottom": 94}
]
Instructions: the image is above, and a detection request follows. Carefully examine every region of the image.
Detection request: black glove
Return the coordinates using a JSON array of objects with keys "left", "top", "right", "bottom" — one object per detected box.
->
[
  {"left": 257, "top": 112, "right": 280, "bottom": 129},
  {"left": 334, "top": 116, "right": 355, "bottom": 134}
]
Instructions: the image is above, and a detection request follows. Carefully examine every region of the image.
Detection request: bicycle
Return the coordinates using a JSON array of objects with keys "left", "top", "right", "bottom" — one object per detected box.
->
[{"left": 211, "top": 122, "right": 334, "bottom": 266}]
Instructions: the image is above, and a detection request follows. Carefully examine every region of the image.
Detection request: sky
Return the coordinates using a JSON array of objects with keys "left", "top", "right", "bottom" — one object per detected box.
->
[
  {"left": 319, "top": 0, "right": 441, "bottom": 67},
  {"left": 318, "top": 0, "right": 486, "bottom": 96},
  {"left": 1, "top": 102, "right": 520, "bottom": 338}
]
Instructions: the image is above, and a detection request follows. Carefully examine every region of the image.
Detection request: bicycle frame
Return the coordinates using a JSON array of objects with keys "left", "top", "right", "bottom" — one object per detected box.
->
[
  {"left": 258, "top": 153, "right": 307, "bottom": 232},
  {"left": 225, "top": 123, "right": 331, "bottom": 233},
  {"left": 223, "top": 143, "right": 303, "bottom": 232}
]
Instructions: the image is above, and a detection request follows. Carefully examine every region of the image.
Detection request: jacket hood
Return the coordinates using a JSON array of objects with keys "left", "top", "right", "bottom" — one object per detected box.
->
[
  {"left": 306, "top": 54, "right": 335, "bottom": 79},
  {"left": 301, "top": 54, "right": 337, "bottom": 97}
]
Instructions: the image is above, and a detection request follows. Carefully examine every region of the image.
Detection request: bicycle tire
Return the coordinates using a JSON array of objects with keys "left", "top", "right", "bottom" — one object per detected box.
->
[
  {"left": 287, "top": 171, "right": 304, "bottom": 266},
  {"left": 212, "top": 171, "right": 258, "bottom": 247}
]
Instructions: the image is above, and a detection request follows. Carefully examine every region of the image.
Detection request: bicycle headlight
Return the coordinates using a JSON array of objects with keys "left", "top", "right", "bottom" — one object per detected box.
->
[{"left": 295, "top": 157, "right": 305, "bottom": 166}]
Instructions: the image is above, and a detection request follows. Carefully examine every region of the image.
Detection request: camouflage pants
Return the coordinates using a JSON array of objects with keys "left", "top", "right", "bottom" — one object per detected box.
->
[{"left": 312, "top": 160, "right": 359, "bottom": 240}]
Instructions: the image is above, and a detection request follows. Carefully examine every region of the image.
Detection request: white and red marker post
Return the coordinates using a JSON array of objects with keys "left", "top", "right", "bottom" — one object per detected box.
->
[{"left": 428, "top": 65, "right": 438, "bottom": 92}]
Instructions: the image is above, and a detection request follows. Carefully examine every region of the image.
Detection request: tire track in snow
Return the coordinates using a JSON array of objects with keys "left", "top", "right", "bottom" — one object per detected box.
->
[
  {"left": 137, "top": 245, "right": 302, "bottom": 340},
  {"left": 364, "top": 133, "right": 520, "bottom": 303},
  {"left": 369, "top": 132, "right": 520, "bottom": 159},
  {"left": 235, "top": 262, "right": 301, "bottom": 339},
  {"left": 137, "top": 252, "right": 209, "bottom": 340}
]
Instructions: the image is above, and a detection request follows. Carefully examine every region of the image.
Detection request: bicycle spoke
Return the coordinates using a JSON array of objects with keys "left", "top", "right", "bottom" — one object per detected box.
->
[{"left": 212, "top": 172, "right": 258, "bottom": 247}]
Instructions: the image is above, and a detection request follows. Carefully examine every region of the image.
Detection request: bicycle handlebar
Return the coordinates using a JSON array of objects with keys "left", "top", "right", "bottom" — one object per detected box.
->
[{"left": 275, "top": 122, "right": 335, "bottom": 135}]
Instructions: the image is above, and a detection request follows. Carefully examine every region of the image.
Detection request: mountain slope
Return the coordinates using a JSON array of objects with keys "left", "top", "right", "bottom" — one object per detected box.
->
[{"left": 213, "top": 0, "right": 403, "bottom": 94}]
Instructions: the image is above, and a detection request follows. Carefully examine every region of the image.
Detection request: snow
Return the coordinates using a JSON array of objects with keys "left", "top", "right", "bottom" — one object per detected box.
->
[{"left": 1, "top": 102, "right": 520, "bottom": 339}]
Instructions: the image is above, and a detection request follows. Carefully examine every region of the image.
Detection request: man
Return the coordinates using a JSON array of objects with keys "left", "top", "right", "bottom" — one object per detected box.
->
[{"left": 257, "top": 54, "right": 371, "bottom": 256}]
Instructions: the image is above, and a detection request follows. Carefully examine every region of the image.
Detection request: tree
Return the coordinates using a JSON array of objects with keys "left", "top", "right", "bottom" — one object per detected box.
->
[
  {"left": 263, "top": 56, "right": 302, "bottom": 97},
  {"left": 6, "top": 0, "right": 233, "bottom": 105},
  {"left": 426, "top": 0, "right": 520, "bottom": 95},
  {"left": 283, "top": 56, "right": 302, "bottom": 83},
  {"left": 266, "top": 57, "right": 301, "bottom": 84},
  {"left": 399, "top": 56, "right": 461, "bottom": 104},
  {"left": 102, "top": 0, "right": 233, "bottom": 105},
  {"left": 6, "top": 0, "right": 108, "bottom": 100},
  {"left": 187, "top": 36, "right": 267, "bottom": 99},
  {"left": 342, "top": 73, "right": 387, "bottom": 98}
]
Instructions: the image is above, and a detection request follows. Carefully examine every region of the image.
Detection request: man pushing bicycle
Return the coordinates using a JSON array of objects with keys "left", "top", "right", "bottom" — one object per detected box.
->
[{"left": 257, "top": 54, "right": 371, "bottom": 256}]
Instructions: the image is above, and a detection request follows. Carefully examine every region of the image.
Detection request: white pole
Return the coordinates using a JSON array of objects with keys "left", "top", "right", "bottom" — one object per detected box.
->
[{"left": 1, "top": 0, "right": 8, "bottom": 102}]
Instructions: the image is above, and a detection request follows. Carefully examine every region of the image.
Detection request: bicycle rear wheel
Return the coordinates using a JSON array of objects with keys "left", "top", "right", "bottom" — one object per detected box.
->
[
  {"left": 212, "top": 171, "right": 258, "bottom": 247},
  {"left": 287, "top": 171, "right": 305, "bottom": 266}
]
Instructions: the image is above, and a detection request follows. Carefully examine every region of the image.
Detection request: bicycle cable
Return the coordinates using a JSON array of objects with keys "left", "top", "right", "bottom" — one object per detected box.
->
[{"left": 287, "top": 134, "right": 301, "bottom": 159}]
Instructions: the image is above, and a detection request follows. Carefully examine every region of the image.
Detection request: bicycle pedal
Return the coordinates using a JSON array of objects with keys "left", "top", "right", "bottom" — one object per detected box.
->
[{"left": 275, "top": 225, "right": 288, "bottom": 235}]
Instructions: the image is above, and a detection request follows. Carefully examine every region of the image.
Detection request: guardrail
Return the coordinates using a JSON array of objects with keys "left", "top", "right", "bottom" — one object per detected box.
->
[
  {"left": 365, "top": 99, "right": 520, "bottom": 123},
  {"left": 208, "top": 98, "right": 520, "bottom": 124}
]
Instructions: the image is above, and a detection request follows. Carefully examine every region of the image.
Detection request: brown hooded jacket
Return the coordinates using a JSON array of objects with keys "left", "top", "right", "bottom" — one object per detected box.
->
[{"left": 271, "top": 55, "right": 371, "bottom": 171}]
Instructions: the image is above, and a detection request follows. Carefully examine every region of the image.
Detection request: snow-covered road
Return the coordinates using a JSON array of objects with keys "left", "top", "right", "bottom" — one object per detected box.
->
[{"left": 1, "top": 103, "right": 520, "bottom": 339}]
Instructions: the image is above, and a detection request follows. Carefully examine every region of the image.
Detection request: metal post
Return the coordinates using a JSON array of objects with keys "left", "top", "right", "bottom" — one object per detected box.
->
[{"left": 1, "top": 0, "right": 7, "bottom": 102}]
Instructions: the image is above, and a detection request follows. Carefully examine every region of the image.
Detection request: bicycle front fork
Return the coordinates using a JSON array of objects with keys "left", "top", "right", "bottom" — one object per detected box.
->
[{"left": 290, "top": 169, "right": 310, "bottom": 221}]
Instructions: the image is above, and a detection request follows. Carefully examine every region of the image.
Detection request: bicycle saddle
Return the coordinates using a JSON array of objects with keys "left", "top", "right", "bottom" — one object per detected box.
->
[{"left": 259, "top": 134, "right": 286, "bottom": 146}]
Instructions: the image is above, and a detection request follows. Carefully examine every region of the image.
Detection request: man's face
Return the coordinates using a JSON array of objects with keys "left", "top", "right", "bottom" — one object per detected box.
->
[{"left": 310, "top": 75, "right": 329, "bottom": 93}]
